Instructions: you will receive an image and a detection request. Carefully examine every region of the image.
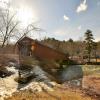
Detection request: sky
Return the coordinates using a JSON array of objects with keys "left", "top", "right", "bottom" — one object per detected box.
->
[{"left": 0, "top": 0, "right": 100, "bottom": 41}]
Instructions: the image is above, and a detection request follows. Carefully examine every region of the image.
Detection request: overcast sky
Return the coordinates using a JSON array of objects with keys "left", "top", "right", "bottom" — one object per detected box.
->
[{"left": 0, "top": 0, "right": 100, "bottom": 41}]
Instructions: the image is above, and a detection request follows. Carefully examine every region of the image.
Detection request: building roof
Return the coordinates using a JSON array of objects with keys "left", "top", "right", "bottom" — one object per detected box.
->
[{"left": 16, "top": 36, "right": 35, "bottom": 44}]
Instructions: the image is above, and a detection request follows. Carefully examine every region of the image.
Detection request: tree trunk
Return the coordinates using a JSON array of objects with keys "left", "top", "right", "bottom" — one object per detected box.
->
[
  {"left": 95, "top": 51, "right": 97, "bottom": 63},
  {"left": 1, "top": 39, "right": 6, "bottom": 48},
  {"left": 88, "top": 53, "right": 91, "bottom": 63}
]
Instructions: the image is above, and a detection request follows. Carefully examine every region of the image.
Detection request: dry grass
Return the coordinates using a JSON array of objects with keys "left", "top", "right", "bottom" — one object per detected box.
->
[
  {"left": 83, "top": 65, "right": 100, "bottom": 76},
  {"left": 82, "top": 75, "right": 100, "bottom": 96},
  {"left": 5, "top": 86, "right": 93, "bottom": 100}
]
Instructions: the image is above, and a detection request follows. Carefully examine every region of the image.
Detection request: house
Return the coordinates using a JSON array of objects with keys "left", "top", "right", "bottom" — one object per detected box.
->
[{"left": 15, "top": 37, "right": 67, "bottom": 61}]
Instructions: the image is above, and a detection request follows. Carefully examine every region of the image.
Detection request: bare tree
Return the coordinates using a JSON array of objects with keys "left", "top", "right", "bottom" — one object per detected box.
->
[
  {"left": 0, "top": 7, "right": 44, "bottom": 47},
  {"left": 68, "top": 38, "right": 74, "bottom": 59},
  {"left": 16, "top": 23, "right": 43, "bottom": 42},
  {"left": 92, "top": 42, "right": 98, "bottom": 63},
  {"left": 0, "top": 7, "right": 19, "bottom": 47}
]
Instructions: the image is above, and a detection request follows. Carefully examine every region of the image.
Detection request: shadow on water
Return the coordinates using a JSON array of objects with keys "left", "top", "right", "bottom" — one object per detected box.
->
[
  {"left": 57, "top": 65, "right": 83, "bottom": 87},
  {"left": 0, "top": 70, "right": 14, "bottom": 78},
  {"left": 17, "top": 65, "right": 52, "bottom": 90},
  {"left": 16, "top": 70, "right": 37, "bottom": 90}
]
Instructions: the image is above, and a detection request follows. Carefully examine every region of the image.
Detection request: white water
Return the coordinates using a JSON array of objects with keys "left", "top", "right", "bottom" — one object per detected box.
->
[{"left": 0, "top": 66, "right": 56, "bottom": 100}]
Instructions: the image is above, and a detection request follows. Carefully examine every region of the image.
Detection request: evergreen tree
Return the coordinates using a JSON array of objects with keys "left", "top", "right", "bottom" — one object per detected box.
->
[{"left": 84, "top": 30, "right": 94, "bottom": 63}]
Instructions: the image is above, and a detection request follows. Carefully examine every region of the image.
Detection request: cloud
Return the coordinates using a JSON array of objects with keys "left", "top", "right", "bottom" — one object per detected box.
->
[
  {"left": 78, "top": 25, "right": 82, "bottom": 30},
  {"left": 63, "top": 15, "right": 69, "bottom": 21},
  {"left": 76, "top": 0, "right": 87, "bottom": 13}
]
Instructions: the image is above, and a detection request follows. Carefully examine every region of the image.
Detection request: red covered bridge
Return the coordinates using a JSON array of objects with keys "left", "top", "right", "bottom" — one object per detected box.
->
[{"left": 15, "top": 37, "right": 67, "bottom": 61}]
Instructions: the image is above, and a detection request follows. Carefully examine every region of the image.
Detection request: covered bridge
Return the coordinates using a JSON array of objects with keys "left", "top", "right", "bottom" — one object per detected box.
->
[{"left": 15, "top": 37, "right": 67, "bottom": 61}]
